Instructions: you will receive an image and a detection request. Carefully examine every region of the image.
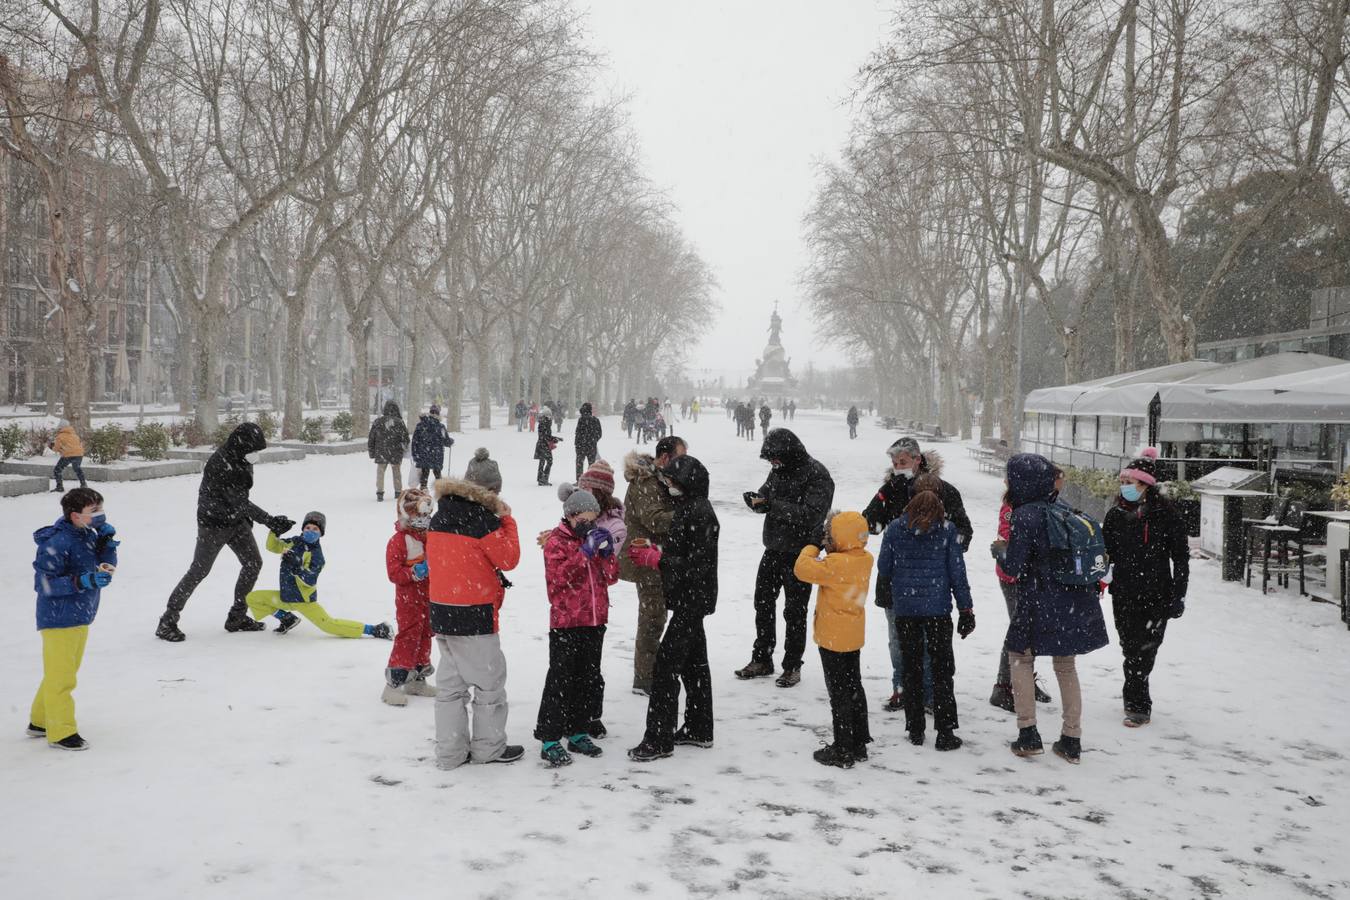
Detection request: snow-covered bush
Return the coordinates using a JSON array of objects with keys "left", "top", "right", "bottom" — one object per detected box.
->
[
  {"left": 301, "top": 416, "right": 326, "bottom": 444},
  {"left": 0, "top": 422, "right": 25, "bottom": 459},
  {"left": 131, "top": 422, "right": 170, "bottom": 461},
  {"left": 26, "top": 424, "right": 51, "bottom": 457},
  {"left": 255, "top": 409, "right": 277, "bottom": 440},
  {"left": 331, "top": 411, "right": 353, "bottom": 441},
  {"left": 87, "top": 424, "right": 129, "bottom": 464},
  {"left": 181, "top": 417, "right": 208, "bottom": 447}
]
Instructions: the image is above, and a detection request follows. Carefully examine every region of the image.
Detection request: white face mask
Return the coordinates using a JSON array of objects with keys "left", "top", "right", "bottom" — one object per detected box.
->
[
  {"left": 408, "top": 515, "right": 431, "bottom": 530},
  {"left": 245, "top": 452, "right": 261, "bottom": 464},
  {"left": 666, "top": 483, "right": 683, "bottom": 497},
  {"left": 894, "top": 467, "right": 914, "bottom": 480}
]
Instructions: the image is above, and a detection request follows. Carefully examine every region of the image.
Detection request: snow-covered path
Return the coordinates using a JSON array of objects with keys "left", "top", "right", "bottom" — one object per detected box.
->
[{"left": 2, "top": 409, "right": 1348, "bottom": 898}]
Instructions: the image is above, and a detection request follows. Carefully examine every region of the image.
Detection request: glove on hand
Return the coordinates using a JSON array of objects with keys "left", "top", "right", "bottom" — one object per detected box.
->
[
  {"left": 78, "top": 570, "right": 112, "bottom": 591},
  {"left": 957, "top": 610, "right": 976, "bottom": 638},
  {"left": 629, "top": 544, "right": 662, "bottom": 569},
  {"left": 580, "top": 526, "right": 614, "bottom": 559},
  {"left": 874, "top": 577, "right": 892, "bottom": 609},
  {"left": 412, "top": 560, "right": 429, "bottom": 580},
  {"left": 743, "top": 492, "right": 767, "bottom": 512},
  {"left": 268, "top": 515, "right": 296, "bottom": 536},
  {"left": 96, "top": 522, "right": 116, "bottom": 538},
  {"left": 1169, "top": 596, "right": 1185, "bottom": 619}
]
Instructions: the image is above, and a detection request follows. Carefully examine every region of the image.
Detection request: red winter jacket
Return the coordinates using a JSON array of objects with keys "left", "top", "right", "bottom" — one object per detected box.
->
[
  {"left": 995, "top": 502, "right": 1015, "bottom": 584},
  {"left": 386, "top": 521, "right": 430, "bottom": 604},
  {"left": 427, "top": 479, "right": 521, "bottom": 635},
  {"left": 543, "top": 521, "right": 620, "bottom": 629}
]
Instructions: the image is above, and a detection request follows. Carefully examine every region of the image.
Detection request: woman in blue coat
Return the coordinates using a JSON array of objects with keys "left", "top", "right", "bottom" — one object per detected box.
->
[{"left": 1001, "top": 453, "right": 1109, "bottom": 764}]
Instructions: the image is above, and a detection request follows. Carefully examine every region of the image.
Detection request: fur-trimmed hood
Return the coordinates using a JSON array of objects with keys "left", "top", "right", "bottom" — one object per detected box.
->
[
  {"left": 624, "top": 450, "right": 657, "bottom": 482},
  {"left": 882, "top": 449, "right": 944, "bottom": 481},
  {"left": 433, "top": 477, "right": 507, "bottom": 515}
]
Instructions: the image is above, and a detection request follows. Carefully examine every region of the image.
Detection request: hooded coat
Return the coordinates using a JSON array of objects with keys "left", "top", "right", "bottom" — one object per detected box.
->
[
  {"left": 794, "top": 511, "right": 874, "bottom": 652},
  {"left": 427, "top": 478, "right": 520, "bottom": 635},
  {"left": 861, "top": 450, "right": 972, "bottom": 548},
  {"left": 574, "top": 403, "right": 602, "bottom": 454},
  {"left": 51, "top": 424, "right": 84, "bottom": 458},
  {"left": 368, "top": 401, "right": 410, "bottom": 465},
  {"left": 754, "top": 428, "right": 834, "bottom": 553},
  {"left": 619, "top": 451, "right": 674, "bottom": 583},
  {"left": 543, "top": 519, "right": 621, "bottom": 629},
  {"left": 33, "top": 517, "right": 118, "bottom": 629},
  {"left": 411, "top": 414, "right": 454, "bottom": 469},
  {"left": 1001, "top": 453, "right": 1110, "bottom": 657},
  {"left": 534, "top": 416, "right": 558, "bottom": 460},
  {"left": 197, "top": 423, "right": 272, "bottom": 528},
  {"left": 659, "top": 455, "right": 720, "bottom": 616}
]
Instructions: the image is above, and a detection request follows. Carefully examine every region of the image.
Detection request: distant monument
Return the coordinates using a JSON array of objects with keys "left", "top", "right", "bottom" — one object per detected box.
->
[{"left": 746, "top": 304, "right": 797, "bottom": 397}]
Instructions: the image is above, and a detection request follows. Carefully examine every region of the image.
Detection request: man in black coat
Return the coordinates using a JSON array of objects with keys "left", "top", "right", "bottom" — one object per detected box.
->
[
  {"left": 736, "top": 428, "right": 834, "bottom": 687},
  {"left": 628, "top": 454, "right": 719, "bottom": 761},
  {"left": 574, "top": 402, "right": 602, "bottom": 478},
  {"left": 411, "top": 405, "right": 455, "bottom": 489},
  {"left": 368, "top": 400, "right": 410, "bottom": 501},
  {"left": 862, "top": 437, "right": 972, "bottom": 548},
  {"left": 156, "top": 423, "right": 295, "bottom": 641}
]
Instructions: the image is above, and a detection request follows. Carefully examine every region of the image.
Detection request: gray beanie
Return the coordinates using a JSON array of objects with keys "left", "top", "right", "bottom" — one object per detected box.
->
[
  {"left": 302, "top": 510, "right": 327, "bottom": 536},
  {"left": 464, "top": 447, "right": 502, "bottom": 493},
  {"left": 562, "top": 487, "right": 599, "bottom": 518}
]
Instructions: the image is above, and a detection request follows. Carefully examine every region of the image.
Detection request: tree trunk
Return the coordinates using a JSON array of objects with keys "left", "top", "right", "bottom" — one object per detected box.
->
[
  {"left": 348, "top": 317, "right": 372, "bottom": 437},
  {"left": 282, "top": 297, "right": 305, "bottom": 439},
  {"left": 999, "top": 279, "right": 1017, "bottom": 444},
  {"left": 447, "top": 308, "right": 465, "bottom": 433},
  {"left": 475, "top": 336, "right": 492, "bottom": 429},
  {"left": 405, "top": 314, "right": 426, "bottom": 432},
  {"left": 195, "top": 304, "right": 223, "bottom": 432}
]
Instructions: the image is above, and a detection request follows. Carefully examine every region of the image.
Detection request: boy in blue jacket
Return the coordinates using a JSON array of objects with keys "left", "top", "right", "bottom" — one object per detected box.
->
[
  {"left": 245, "top": 511, "right": 391, "bottom": 639},
  {"left": 30, "top": 487, "right": 118, "bottom": 751},
  {"left": 875, "top": 489, "right": 975, "bottom": 751}
]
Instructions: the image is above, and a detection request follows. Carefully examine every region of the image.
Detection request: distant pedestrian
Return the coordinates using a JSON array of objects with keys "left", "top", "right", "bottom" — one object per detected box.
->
[
  {"left": 368, "top": 401, "right": 410, "bottom": 502},
  {"left": 535, "top": 415, "right": 560, "bottom": 485},
  {"left": 846, "top": 406, "right": 859, "bottom": 440},
  {"left": 574, "top": 402, "right": 602, "bottom": 479},
  {"left": 411, "top": 405, "right": 455, "bottom": 489},
  {"left": 49, "top": 420, "right": 87, "bottom": 492}
]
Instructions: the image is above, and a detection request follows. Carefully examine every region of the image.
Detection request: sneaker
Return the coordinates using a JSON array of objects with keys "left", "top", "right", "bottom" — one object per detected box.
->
[
  {"left": 566, "top": 735, "right": 603, "bottom": 757},
  {"left": 586, "top": 720, "right": 607, "bottom": 739},
  {"left": 541, "top": 742, "right": 574, "bottom": 767},
  {"left": 935, "top": 731, "right": 963, "bottom": 751},
  {"left": 1034, "top": 676, "right": 1053, "bottom": 704},
  {"left": 155, "top": 621, "right": 186, "bottom": 642},
  {"left": 812, "top": 744, "right": 855, "bottom": 769},
  {"left": 487, "top": 745, "right": 525, "bottom": 764},
  {"left": 989, "top": 683, "right": 1015, "bottom": 712},
  {"left": 734, "top": 658, "right": 774, "bottom": 680},
  {"left": 274, "top": 611, "right": 302, "bottom": 634},
  {"left": 627, "top": 741, "right": 674, "bottom": 762},
  {"left": 51, "top": 733, "right": 89, "bottom": 751},
  {"left": 224, "top": 615, "right": 265, "bottom": 633},
  {"left": 403, "top": 677, "right": 436, "bottom": 698},
  {"left": 1123, "top": 712, "right": 1151, "bottom": 728},
  {"left": 26, "top": 723, "right": 45, "bottom": 738},
  {"left": 775, "top": 668, "right": 801, "bottom": 688},
  {"left": 368, "top": 622, "right": 393, "bottom": 640},
  {"left": 1010, "top": 726, "right": 1044, "bottom": 757},
  {"left": 381, "top": 683, "right": 409, "bottom": 706},
  {"left": 1053, "top": 735, "right": 1082, "bottom": 764},
  {"left": 883, "top": 690, "right": 904, "bottom": 712},
  {"left": 673, "top": 727, "right": 713, "bottom": 749}
]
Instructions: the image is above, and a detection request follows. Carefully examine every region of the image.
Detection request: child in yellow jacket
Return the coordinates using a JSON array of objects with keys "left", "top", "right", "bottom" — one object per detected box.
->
[{"left": 794, "top": 510, "right": 874, "bottom": 768}]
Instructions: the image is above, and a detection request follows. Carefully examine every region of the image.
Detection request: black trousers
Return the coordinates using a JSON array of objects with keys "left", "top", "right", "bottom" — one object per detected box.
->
[
  {"left": 896, "top": 615, "right": 958, "bottom": 734},
  {"left": 819, "top": 648, "right": 871, "bottom": 754},
  {"left": 644, "top": 611, "right": 712, "bottom": 747},
  {"left": 1113, "top": 598, "right": 1169, "bottom": 716},
  {"left": 575, "top": 447, "right": 597, "bottom": 479},
  {"left": 163, "top": 521, "right": 263, "bottom": 625},
  {"left": 752, "top": 549, "right": 813, "bottom": 670},
  {"left": 536, "top": 454, "right": 553, "bottom": 484},
  {"left": 417, "top": 466, "right": 442, "bottom": 489},
  {"left": 848, "top": 423, "right": 857, "bottom": 439},
  {"left": 533, "top": 625, "right": 606, "bottom": 742}
]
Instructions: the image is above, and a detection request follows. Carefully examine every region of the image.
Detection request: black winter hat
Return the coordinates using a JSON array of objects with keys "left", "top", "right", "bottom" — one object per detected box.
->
[{"left": 302, "top": 511, "right": 326, "bottom": 536}]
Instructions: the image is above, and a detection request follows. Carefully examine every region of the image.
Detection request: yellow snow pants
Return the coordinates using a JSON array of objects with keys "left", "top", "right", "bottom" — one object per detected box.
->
[
  {"left": 245, "top": 590, "right": 365, "bottom": 638},
  {"left": 31, "top": 625, "right": 90, "bottom": 743}
]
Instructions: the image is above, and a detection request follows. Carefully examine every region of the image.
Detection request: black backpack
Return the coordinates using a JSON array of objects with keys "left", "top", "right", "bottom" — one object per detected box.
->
[{"left": 1034, "top": 501, "right": 1109, "bottom": 586}]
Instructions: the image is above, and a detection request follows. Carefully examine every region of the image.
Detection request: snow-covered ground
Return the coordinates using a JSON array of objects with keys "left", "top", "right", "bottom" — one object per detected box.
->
[{"left": 3, "top": 409, "right": 1348, "bottom": 899}]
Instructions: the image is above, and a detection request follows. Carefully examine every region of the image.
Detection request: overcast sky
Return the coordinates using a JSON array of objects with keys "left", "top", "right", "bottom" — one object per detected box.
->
[{"left": 576, "top": 1, "right": 894, "bottom": 387}]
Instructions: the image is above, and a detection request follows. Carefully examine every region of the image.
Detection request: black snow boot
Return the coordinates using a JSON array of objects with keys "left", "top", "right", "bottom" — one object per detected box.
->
[
  {"left": 274, "top": 611, "right": 302, "bottom": 634},
  {"left": 734, "top": 659, "right": 774, "bottom": 680},
  {"left": 673, "top": 727, "right": 713, "bottom": 748},
  {"left": 51, "top": 733, "right": 89, "bottom": 751},
  {"left": 935, "top": 730, "right": 963, "bottom": 751},
  {"left": 586, "top": 719, "right": 607, "bottom": 739},
  {"left": 627, "top": 741, "right": 674, "bottom": 762},
  {"left": 1052, "top": 735, "right": 1081, "bottom": 764},
  {"left": 1010, "top": 726, "right": 1044, "bottom": 757},
  {"left": 155, "top": 620, "right": 186, "bottom": 642},
  {"left": 812, "top": 744, "right": 855, "bottom": 769},
  {"left": 224, "top": 612, "right": 265, "bottom": 632}
]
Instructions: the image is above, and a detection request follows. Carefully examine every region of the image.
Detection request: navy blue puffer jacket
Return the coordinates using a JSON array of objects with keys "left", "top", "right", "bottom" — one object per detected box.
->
[{"left": 876, "top": 515, "right": 973, "bottom": 617}]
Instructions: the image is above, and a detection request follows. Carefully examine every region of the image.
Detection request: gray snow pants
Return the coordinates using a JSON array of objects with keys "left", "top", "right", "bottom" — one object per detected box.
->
[{"left": 434, "top": 633, "right": 509, "bottom": 768}]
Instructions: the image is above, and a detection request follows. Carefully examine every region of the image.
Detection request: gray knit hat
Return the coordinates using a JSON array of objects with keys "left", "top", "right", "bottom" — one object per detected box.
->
[
  {"left": 302, "top": 510, "right": 327, "bottom": 535},
  {"left": 464, "top": 447, "right": 502, "bottom": 493},
  {"left": 562, "top": 487, "right": 599, "bottom": 518}
]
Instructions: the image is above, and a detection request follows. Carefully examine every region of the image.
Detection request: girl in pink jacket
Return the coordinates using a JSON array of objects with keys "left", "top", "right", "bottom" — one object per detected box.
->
[{"left": 534, "top": 488, "right": 620, "bottom": 767}]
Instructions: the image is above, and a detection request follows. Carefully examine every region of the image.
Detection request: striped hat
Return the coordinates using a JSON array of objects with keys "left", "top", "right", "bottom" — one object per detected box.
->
[{"left": 578, "top": 460, "right": 616, "bottom": 495}]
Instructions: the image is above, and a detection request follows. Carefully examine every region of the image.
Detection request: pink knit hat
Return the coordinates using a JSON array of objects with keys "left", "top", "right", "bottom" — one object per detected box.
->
[
  {"left": 1120, "top": 447, "right": 1160, "bottom": 486},
  {"left": 578, "top": 460, "right": 616, "bottom": 495}
]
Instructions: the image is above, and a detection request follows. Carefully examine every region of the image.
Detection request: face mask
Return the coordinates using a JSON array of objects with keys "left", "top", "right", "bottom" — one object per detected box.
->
[
  {"left": 89, "top": 514, "right": 107, "bottom": 529},
  {"left": 894, "top": 467, "right": 914, "bottom": 480},
  {"left": 301, "top": 530, "right": 321, "bottom": 544},
  {"left": 1120, "top": 484, "right": 1143, "bottom": 503},
  {"left": 573, "top": 520, "right": 594, "bottom": 537},
  {"left": 666, "top": 483, "right": 683, "bottom": 497},
  {"left": 408, "top": 515, "right": 431, "bottom": 530},
  {"left": 245, "top": 452, "right": 261, "bottom": 464}
]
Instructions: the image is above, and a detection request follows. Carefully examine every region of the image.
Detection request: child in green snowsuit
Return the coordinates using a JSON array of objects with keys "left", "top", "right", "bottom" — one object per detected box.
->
[{"left": 246, "top": 511, "right": 391, "bottom": 639}]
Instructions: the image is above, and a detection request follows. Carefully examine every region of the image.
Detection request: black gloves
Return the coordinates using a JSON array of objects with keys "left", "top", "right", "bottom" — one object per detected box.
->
[
  {"left": 957, "top": 610, "right": 976, "bottom": 638},
  {"left": 267, "top": 515, "right": 296, "bottom": 536},
  {"left": 1169, "top": 596, "right": 1185, "bottom": 619},
  {"left": 806, "top": 523, "right": 826, "bottom": 549},
  {"left": 874, "top": 576, "right": 892, "bottom": 609}
]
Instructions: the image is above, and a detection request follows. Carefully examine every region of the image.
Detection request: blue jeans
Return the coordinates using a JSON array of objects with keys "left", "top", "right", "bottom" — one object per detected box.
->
[
  {"left": 885, "top": 605, "right": 932, "bottom": 702},
  {"left": 53, "top": 456, "right": 86, "bottom": 488}
]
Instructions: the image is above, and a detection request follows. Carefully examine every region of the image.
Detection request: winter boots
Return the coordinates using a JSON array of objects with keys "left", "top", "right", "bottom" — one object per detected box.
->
[
  {"left": 368, "top": 622, "right": 393, "bottom": 640},
  {"left": 566, "top": 735, "right": 603, "bottom": 757},
  {"left": 734, "top": 659, "right": 774, "bottom": 680},
  {"left": 404, "top": 666, "right": 437, "bottom": 697},
  {"left": 813, "top": 744, "right": 855, "bottom": 769},
  {"left": 377, "top": 491, "right": 384, "bottom": 502},
  {"left": 934, "top": 730, "right": 963, "bottom": 752},
  {"left": 155, "top": 620, "right": 186, "bottom": 642},
  {"left": 51, "top": 733, "right": 89, "bottom": 751},
  {"left": 673, "top": 727, "right": 713, "bottom": 749},
  {"left": 1123, "top": 712, "right": 1151, "bottom": 728},
  {"left": 224, "top": 609, "right": 265, "bottom": 632},
  {"left": 627, "top": 741, "right": 674, "bottom": 762},
  {"left": 274, "top": 611, "right": 302, "bottom": 634},
  {"left": 383, "top": 666, "right": 436, "bottom": 705},
  {"left": 488, "top": 745, "right": 525, "bottom": 764},
  {"left": 1053, "top": 735, "right": 1082, "bottom": 764},
  {"left": 541, "top": 742, "right": 573, "bottom": 767},
  {"left": 775, "top": 668, "right": 801, "bottom": 688},
  {"left": 586, "top": 720, "right": 607, "bottom": 739},
  {"left": 1010, "top": 726, "right": 1044, "bottom": 757},
  {"left": 26, "top": 723, "right": 45, "bottom": 738},
  {"left": 884, "top": 690, "right": 904, "bottom": 712}
]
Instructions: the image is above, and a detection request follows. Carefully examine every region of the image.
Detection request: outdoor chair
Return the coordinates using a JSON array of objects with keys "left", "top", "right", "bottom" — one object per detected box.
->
[{"left": 1245, "top": 498, "right": 1300, "bottom": 594}]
